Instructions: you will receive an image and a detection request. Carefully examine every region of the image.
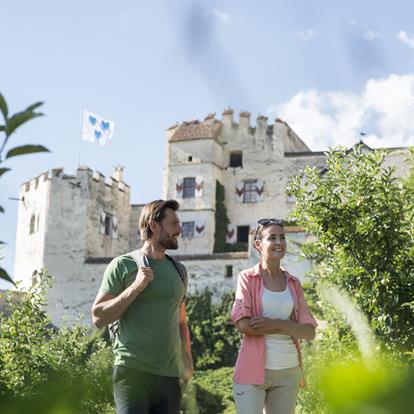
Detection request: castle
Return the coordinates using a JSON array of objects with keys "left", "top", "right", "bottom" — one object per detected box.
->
[{"left": 13, "top": 109, "right": 410, "bottom": 326}]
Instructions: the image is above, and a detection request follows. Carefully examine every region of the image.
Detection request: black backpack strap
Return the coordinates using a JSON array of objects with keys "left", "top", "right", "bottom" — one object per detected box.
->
[{"left": 165, "top": 254, "right": 188, "bottom": 302}]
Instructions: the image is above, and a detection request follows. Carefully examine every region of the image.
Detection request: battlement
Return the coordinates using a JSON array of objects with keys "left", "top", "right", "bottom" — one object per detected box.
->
[
  {"left": 167, "top": 108, "right": 299, "bottom": 145},
  {"left": 20, "top": 166, "right": 130, "bottom": 194}
]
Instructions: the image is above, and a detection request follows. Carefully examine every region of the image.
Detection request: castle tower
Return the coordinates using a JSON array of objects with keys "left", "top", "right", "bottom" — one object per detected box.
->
[
  {"left": 14, "top": 166, "right": 133, "bottom": 326},
  {"left": 162, "top": 113, "right": 224, "bottom": 255}
]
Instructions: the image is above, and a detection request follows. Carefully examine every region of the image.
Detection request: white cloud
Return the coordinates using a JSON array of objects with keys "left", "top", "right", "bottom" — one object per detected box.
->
[
  {"left": 397, "top": 31, "right": 414, "bottom": 48},
  {"left": 297, "top": 28, "right": 315, "bottom": 41},
  {"left": 268, "top": 74, "right": 414, "bottom": 150}
]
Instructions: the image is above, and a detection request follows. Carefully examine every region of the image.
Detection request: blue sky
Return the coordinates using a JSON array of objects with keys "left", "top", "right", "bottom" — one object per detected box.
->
[{"left": 1, "top": 0, "right": 414, "bottom": 286}]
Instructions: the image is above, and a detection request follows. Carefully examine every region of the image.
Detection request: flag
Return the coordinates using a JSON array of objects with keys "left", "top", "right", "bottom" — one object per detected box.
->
[{"left": 81, "top": 110, "right": 115, "bottom": 146}]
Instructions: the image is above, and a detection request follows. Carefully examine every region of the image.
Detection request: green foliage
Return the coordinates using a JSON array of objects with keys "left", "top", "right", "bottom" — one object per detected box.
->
[
  {"left": 191, "top": 367, "right": 234, "bottom": 414},
  {"left": 213, "top": 180, "right": 247, "bottom": 253},
  {"left": 186, "top": 289, "right": 240, "bottom": 370},
  {"left": 0, "top": 270, "right": 114, "bottom": 413},
  {"left": 287, "top": 145, "right": 414, "bottom": 351},
  {"left": 213, "top": 180, "right": 230, "bottom": 253},
  {"left": 0, "top": 93, "right": 50, "bottom": 285}
]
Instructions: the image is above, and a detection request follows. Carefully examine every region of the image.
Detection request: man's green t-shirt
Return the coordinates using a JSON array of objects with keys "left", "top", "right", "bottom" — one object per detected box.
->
[{"left": 100, "top": 255, "right": 185, "bottom": 377}]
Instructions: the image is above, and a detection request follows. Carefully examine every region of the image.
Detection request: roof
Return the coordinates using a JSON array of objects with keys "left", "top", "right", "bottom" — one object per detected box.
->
[{"left": 169, "top": 119, "right": 222, "bottom": 142}]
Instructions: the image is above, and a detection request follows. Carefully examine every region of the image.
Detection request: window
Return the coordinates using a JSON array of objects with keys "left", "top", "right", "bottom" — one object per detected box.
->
[
  {"left": 243, "top": 180, "right": 257, "bottom": 203},
  {"left": 182, "top": 221, "right": 195, "bottom": 239},
  {"left": 230, "top": 152, "right": 243, "bottom": 168},
  {"left": 183, "top": 177, "right": 196, "bottom": 198},
  {"left": 104, "top": 214, "right": 113, "bottom": 236},
  {"left": 188, "top": 155, "right": 193, "bottom": 162},
  {"left": 29, "top": 214, "right": 36, "bottom": 234},
  {"left": 237, "top": 225, "right": 250, "bottom": 243},
  {"left": 225, "top": 265, "right": 233, "bottom": 278}
]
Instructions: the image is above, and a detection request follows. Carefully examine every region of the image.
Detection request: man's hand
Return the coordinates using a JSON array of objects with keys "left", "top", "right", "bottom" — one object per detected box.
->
[{"left": 133, "top": 266, "right": 154, "bottom": 293}]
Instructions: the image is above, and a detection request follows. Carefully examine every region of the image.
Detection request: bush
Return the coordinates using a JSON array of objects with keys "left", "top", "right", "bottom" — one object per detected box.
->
[
  {"left": 0, "top": 270, "right": 114, "bottom": 413},
  {"left": 181, "top": 367, "right": 235, "bottom": 414},
  {"left": 186, "top": 289, "right": 240, "bottom": 370}
]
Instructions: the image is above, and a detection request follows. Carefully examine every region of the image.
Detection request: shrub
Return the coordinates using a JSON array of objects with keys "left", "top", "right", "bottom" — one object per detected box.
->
[{"left": 186, "top": 289, "right": 240, "bottom": 370}]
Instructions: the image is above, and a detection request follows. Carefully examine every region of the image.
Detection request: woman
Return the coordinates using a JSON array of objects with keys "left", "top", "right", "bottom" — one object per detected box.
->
[{"left": 231, "top": 218, "right": 317, "bottom": 414}]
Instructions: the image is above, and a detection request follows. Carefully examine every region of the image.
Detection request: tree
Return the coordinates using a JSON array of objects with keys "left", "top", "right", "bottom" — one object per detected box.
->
[
  {"left": 0, "top": 93, "right": 50, "bottom": 285},
  {"left": 287, "top": 145, "right": 414, "bottom": 351}
]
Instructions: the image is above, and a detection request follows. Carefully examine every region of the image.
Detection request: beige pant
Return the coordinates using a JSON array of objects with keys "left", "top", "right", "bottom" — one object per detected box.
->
[{"left": 233, "top": 366, "right": 301, "bottom": 414}]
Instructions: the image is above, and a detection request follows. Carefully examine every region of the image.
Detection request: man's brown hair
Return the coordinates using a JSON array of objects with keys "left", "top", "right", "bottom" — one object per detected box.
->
[{"left": 139, "top": 199, "right": 179, "bottom": 240}]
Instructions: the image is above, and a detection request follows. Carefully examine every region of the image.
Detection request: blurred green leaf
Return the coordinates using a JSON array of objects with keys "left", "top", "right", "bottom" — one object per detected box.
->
[
  {"left": 0, "top": 167, "right": 11, "bottom": 177},
  {"left": 0, "top": 266, "right": 15, "bottom": 286},
  {"left": 6, "top": 144, "right": 50, "bottom": 159},
  {"left": 5, "top": 110, "right": 43, "bottom": 136},
  {"left": 0, "top": 206, "right": 4, "bottom": 213},
  {"left": 0, "top": 93, "right": 8, "bottom": 119}
]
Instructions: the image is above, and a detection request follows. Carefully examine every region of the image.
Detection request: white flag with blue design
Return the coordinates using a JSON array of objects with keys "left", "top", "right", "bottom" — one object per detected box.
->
[{"left": 81, "top": 110, "right": 115, "bottom": 146}]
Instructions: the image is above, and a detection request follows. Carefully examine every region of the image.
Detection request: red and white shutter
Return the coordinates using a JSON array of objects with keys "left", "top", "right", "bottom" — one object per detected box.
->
[
  {"left": 194, "top": 220, "right": 205, "bottom": 237},
  {"left": 195, "top": 176, "right": 204, "bottom": 197},
  {"left": 176, "top": 177, "right": 183, "bottom": 198},
  {"left": 255, "top": 179, "right": 265, "bottom": 202},
  {"left": 236, "top": 181, "right": 244, "bottom": 202},
  {"left": 226, "top": 223, "right": 236, "bottom": 244},
  {"left": 99, "top": 211, "right": 106, "bottom": 234},
  {"left": 112, "top": 216, "right": 118, "bottom": 239}
]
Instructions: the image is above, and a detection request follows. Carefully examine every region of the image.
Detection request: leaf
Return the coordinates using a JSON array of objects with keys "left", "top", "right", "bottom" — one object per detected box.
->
[
  {"left": 0, "top": 206, "right": 4, "bottom": 213},
  {"left": 0, "top": 93, "right": 8, "bottom": 120},
  {"left": 0, "top": 125, "right": 5, "bottom": 131},
  {"left": 5, "top": 110, "right": 43, "bottom": 136},
  {"left": 0, "top": 167, "right": 11, "bottom": 177},
  {"left": 6, "top": 144, "right": 50, "bottom": 159},
  {"left": 25, "top": 101, "right": 44, "bottom": 112},
  {"left": 0, "top": 267, "right": 16, "bottom": 286}
]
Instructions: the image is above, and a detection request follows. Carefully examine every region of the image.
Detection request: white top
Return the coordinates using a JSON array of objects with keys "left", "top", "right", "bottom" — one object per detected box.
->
[{"left": 262, "top": 285, "right": 299, "bottom": 370}]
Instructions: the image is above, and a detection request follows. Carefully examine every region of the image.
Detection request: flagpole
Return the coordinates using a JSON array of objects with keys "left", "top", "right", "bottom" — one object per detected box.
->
[{"left": 76, "top": 108, "right": 83, "bottom": 170}]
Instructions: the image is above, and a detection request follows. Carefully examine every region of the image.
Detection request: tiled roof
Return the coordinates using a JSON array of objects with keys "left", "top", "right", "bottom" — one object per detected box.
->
[{"left": 169, "top": 120, "right": 222, "bottom": 142}]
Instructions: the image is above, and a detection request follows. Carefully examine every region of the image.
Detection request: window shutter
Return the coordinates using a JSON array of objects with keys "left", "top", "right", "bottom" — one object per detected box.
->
[
  {"left": 236, "top": 181, "right": 244, "bottom": 203},
  {"left": 226, "top": 223, "right": 236, "bottom": 244},
  {"left": 112, "top": 216, "right": 118, "bottom": 239},
  {"left": 195, "top": 176, "right": 204, "bottom": 197},
  {"left": 99, "top": 211, "right": 106, "bottom": 234},
  {"left": 194, "top": 220, "right": 205, "bottom": 237},
  {"left": 255, "top": 179, "right": 265, "bottom": 202},
  {"left": 176, "top": 177, "right": 183, "bottom": 198}
]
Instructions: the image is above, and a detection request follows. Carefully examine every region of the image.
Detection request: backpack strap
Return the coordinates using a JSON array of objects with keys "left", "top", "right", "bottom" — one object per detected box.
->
[
  {"left": 165, "top": 254, "right": 188, "bottom": 302},
  {"left": 126, "top": 249, "right": 150, "bottom": 268}
]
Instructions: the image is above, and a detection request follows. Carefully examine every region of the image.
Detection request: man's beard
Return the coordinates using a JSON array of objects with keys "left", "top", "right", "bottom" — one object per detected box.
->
[{"left": 158, "top": 231, "right": 179, "bottom": 250}]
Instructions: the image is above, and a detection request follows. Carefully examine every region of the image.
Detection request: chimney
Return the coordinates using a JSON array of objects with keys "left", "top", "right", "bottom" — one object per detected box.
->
[
  {"left": 113, "top": 165, "right": 124, "bottom": 182},
  {"left": 222, "top": 108, "right": 233, "bottom": 127},
  {"left": 239, "top": 111, "right": 251, "bottom": 132}
]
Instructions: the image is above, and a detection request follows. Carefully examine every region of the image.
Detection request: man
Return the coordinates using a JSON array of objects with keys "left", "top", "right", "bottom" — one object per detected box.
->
[{"left": 92, "top": 199, "right": 193, "bottom": 414}]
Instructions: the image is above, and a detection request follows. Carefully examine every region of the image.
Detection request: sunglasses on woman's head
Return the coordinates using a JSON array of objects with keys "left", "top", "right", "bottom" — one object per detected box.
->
[{"left": 254, "top": 218, "right": 284, "bottom": 240}]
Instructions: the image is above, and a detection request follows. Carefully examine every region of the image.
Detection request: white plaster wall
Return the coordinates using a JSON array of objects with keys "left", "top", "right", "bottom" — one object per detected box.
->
[
  {"left": 42, "top": 171, "right": 90, "bottom": 326},
  {"left": 14, "top": 172, "right": 50, "bottom": 288}
]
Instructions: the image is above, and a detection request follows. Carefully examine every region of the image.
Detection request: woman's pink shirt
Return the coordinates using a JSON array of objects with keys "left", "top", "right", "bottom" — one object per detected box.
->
[{"left": 231, "top": 263, "right": 318, "bottom": 385}]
